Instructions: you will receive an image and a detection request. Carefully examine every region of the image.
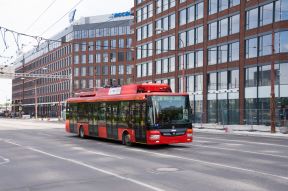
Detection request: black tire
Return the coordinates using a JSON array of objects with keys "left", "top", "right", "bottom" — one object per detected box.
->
[
  {"left": 122, "top": 133, "right": 132, "bottom": 146},
  {"left": 79, "top": 127, "right": 85, "bottom": 139}
]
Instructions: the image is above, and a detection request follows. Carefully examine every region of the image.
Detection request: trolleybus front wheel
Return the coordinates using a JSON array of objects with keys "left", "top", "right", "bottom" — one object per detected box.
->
[
  {"left": 122, "top": 132, "right": 132, "bottom": 146},
  {"left": 79, "top": 127, "right": 86, "bottom": 139}
]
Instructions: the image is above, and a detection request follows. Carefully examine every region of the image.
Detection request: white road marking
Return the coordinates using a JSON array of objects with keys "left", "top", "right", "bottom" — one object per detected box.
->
[
  {"left": 194, "top": 140, "right": 212, "bottom": 143},
  {"left": 0, "top": 155, "right": 10, "bottom": 165},
  {"left": 197, "top": 136, "right": 288, "bottom": 148},
  {"left": 125, "top": 148, "right": 288, "bottom": 181},
  {"left": 71, "top": 147, "right": 123, "bottom": 159},
  {"left": 37, "top": 133, "right": 53, "bottom": 137},
  {"left": 222, "top": 143, "right": 243, "bottom": 146},
  {"left": 2, "top": 140, "right": 164, "bottom": 191},
  {"left": 191, "top": 144, "right": 288, "bottom": 159}
]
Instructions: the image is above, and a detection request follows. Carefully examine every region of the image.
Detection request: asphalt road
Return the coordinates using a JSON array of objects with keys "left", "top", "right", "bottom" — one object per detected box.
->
[{"left": 0, "top": 118, "right": 288, "bottom": 191}]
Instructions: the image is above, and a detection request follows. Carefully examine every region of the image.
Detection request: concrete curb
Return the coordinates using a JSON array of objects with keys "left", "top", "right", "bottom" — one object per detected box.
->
[{"left": 194, "top": 128, "right": 288, "bottom": 139}]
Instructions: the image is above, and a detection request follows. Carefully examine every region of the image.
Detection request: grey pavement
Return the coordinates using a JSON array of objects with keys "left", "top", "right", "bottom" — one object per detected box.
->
[
  {"left": 193, "top": 123, "right": 288, "bottom": 139},
  {"left": 0, "top": 118, "right": 288, "bottom": 191}
]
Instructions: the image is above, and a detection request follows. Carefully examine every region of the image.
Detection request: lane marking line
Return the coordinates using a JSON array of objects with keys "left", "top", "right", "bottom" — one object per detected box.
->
[
  {"left": 196, "top": 136, "right": 288, "bottom": 148},
  {"left": 0, "top": 155, "right": 10, "bottom": 165},
  {"left": 125, "top": 148, "right": 288, "bottom": 182},
  {"left": 2, "top": 140, "right": 164, "bottom": 191},
  {"left": 71, "top": 147, "right": 123, "bottom": 159}
]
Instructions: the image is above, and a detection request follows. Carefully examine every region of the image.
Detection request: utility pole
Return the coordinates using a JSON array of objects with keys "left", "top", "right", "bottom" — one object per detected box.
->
[
  {"left": 34, "top": 80, "right": 38, "bottom": 119},
  {"left": 270, "top": 32, "right": 276, "bottom": 133}
]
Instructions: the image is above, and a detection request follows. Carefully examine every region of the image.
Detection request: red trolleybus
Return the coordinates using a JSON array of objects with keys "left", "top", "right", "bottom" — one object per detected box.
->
[{"left": 65, "top": 83, "right": 193, "bottom": 145}]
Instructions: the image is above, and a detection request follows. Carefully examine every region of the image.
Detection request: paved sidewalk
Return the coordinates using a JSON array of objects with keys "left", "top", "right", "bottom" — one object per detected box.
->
[{"left": 193, "top": 123, "right": 288, "bottom": 138}]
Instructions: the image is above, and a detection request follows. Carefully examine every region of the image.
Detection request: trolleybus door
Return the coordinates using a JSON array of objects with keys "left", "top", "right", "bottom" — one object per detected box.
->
[
  {"left": 69, "top": 103, "right": 77, "bottom": 133},
  {"left": 132, "top": 101, "right": 146, "bottom": 143},
  {"left": 88, "top": 103, "right": 98, "bottom": 137},
  {"left": 106, "top": 103, "right": 118, "bottom": 139}
]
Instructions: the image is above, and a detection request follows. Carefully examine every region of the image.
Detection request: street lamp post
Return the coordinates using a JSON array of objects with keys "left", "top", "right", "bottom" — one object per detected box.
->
[
  {"left": 271, "top": 32, "right": 276, "bottom": 133},
  {"left": 179, "top": 38, "right": 186, "bottom": 93},
  {"left": 34, "top": 79, "right": 38, "bottom": 119}
]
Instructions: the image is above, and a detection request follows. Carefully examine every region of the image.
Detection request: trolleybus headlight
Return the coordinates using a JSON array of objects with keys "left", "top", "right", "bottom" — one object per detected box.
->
[
  {"left": 186, "top": 129, "right": 193, "bottom": 137},
  {"left": 149, "top": 135, "right": 160, "bottom": 140}
]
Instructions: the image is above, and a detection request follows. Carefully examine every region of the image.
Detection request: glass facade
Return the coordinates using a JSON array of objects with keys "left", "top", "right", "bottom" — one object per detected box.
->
[{"left": 130, "top": 0, "right": 288, "bottom": 127}]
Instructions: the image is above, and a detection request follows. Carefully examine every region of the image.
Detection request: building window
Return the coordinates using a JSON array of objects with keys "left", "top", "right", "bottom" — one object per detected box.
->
[
  {"left": 88, "top": 42, "right": 94, "bottom": 51},
  {"left": 74, "top": 55, "right": 79, "bottom": 64},
  {"left": 219, "top": 18, "right": 228, "bottom": 38},
  {"left": 74, "top": 80, "right": 79, "bottom": 89},
  {"left": 81, "top": 42, "right": 86, "bottom": 51},
  {"left": 74, "top": 68, "right": 79, "bottom": 77},
  {"left": 246, "top": 8, "right": 258, "bottom": 30},
  {"left": 259, "top": 34, "right": 272, "bottom": 56},
  {"left": 81, "top": 67, "right": 86, "bottom": 76},
  {"left": 88, "top": 66, "right": 94, "bottom": 76},
  {"left": 103, "top": 40, "right": 109, "bottom": 49},
  {"left": 102, "top": 66, "right": 108, "bottom": 75},
  {"left": 74, "top": 44, "right": 79, "bottom": 52},
  {"left": 208, "top": 22, "right": 218, "bottom": 40},
  {"left": 81, "top": 55, "right": 86, "bottom": 64},
  {"left": 187, "top": 6, "right": 195, "bottom": 23},
  {"left": 111, "top": 65, "right": 116, "bottom": 75},
  {"left": 195, "top": 50, "right": 203, "bottom": 67},
  {"left": 275, "top": 0, "right": 288, "bottom": 21},
  {"left": 229, "top": 41, "right": 239, "bottom": 62},
  {"left": 118, "top": 65, "right": 124, "bottom": 75},
  {"left": 196, "top": 26, "right": 203, "bottom": 43},
  {"left": 187, "top": 52, "right": 194, "bottom": 69},
  {"left": 258, "top": 65, "right": 271, "bottom": 86},
  {"left": 96, "top": 40, "right": 101, "bottom": 50},
  {"left": 103, "top": 53, "right": 108, "bottom": 62},
  {"left": 229, "top": 70, "right": 239, "bottom": 89},
  {"left": 187, "top": 29, "right": 194, "bottom": 46},
  {"left": 196, "top": 2, "right": 204, "bottom": 19},
  {"left": 208, "top": 47, "right": 217, "bottom": 65},
  {"left": 156, "top": 60, "right": 161, "bottom": 74},
  {"left": 209, "top": 0, "right": 218, "bottom": 15},
  {"left": 229, "top": 14, "right": 240, "bottom": 34},
  {"left": 111, "top": 39, "right": 116, "bottom": 49},
  {"left": 230, "top": 0, "right": 240, "bottom": 7},
  {"left": 218, "top": 71, "right": 228, "bottom": 90},
  {"left": 96, "top": 54, "right": 101, "bottom": 63},
  {"left": 208, "top": 72, "right": 217, "bottom": 91},
  {"left": 88, "top": 54, "right": 94, "bottom": 64},
  {"left": 275, "top": 31, "right": 288, "bottom": 53},
  {"left": 81, "top": 80, "right": 86, "bottom": 89},
  {"left": 260, "top": 3, "right": 273, "bottom": 26},
  {"left": 245, "top": 37, "right": 258, "bottom": 58},
  {"left": 219, "top": 0, "right": 229, "bottom": 12},
  {"left": 179, "top": 9, "right": 187, "bottom": 26},
  {"left": 245, "top": 67, "right": 258, "bottom": 87},
  {"left": 179, "top": 32, "right": 186, "bottom": 48},
  {"left": 218, "top": 44, "right": 228, "bottom": 64}
]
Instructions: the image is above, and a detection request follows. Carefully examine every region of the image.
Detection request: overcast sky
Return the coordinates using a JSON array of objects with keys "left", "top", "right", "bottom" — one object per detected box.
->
[{"left": 0, "top": 0, "right": 133, "bottom": 104}]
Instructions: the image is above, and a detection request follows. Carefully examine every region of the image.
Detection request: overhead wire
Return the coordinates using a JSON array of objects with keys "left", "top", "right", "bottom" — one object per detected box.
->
[
  {"left": 40, "top": 0, "right": 85, "bottom": 37},
  {"left": 25, "top": 0, "right": 58, "bottom": 33},
  {"left": 0, "top": 0, "right": 179, "bottom": 66}
]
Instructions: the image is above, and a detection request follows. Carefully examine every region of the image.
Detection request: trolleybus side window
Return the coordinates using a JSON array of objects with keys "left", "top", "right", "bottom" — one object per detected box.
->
[
  {"left": 119, "top": 101, "right": 129, "bottom": 128},
  {"left": 99, "top": 102, "right": 106, "bottom": 121}
]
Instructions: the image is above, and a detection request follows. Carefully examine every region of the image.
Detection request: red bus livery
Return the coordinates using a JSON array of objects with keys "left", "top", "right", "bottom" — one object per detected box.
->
[{"left": 65, "top": 83, "right": 193, "bottom": 145}]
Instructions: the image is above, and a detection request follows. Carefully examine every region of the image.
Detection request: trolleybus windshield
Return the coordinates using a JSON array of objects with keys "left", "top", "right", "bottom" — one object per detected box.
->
[{"left": 148, "top": 95, "right": 192, "bottom": 126}]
